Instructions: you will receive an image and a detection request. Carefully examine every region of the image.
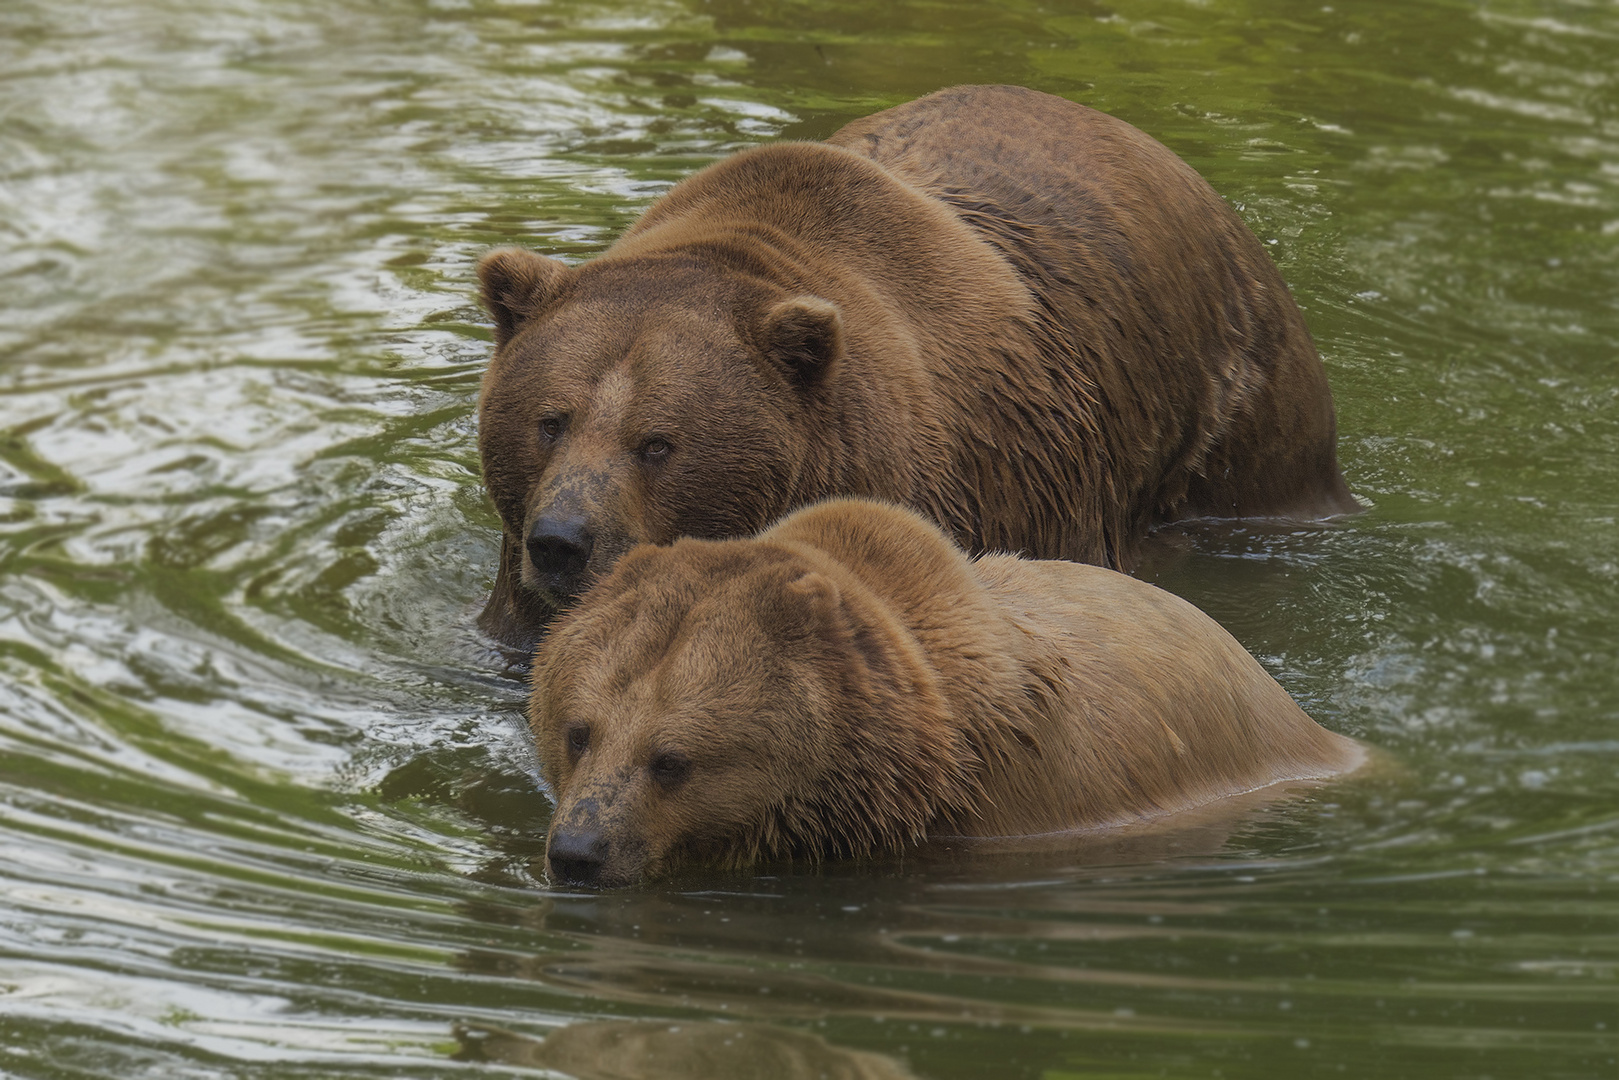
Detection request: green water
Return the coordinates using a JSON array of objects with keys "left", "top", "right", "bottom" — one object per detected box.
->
[{"left": 1, "top": 0, "right": 1615, "bottom": 1076}]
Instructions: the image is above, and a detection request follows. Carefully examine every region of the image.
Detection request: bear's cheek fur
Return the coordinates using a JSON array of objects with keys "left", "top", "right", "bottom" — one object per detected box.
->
[
  {"left": 474, "top": 393, "right": 546, "bottom": 545},
  {"left": 598, "top": 362, "right": 816, "bottom": 547},
  {"left": 643, "top": 442, "right": 803, "bottom": 541}
]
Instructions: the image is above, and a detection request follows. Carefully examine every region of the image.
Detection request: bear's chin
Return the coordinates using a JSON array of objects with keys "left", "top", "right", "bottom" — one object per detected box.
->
[
  {"left": 522, "top": 574, "right": 578, "bottom": 611},
  {"left": 540, "top": 846, "right": 653, "bottom": 890}
]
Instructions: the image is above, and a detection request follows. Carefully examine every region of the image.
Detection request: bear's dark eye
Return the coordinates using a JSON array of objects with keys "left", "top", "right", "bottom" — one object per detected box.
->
[
  {"left": 539, "top": 415, "right": 568, "bottom": 441},
  {"left": 648, "top": 749, "right": 691, "bottom": 788},
  {"left": 565, "top": 724, "right": 590, "bottom": 759},
  {"left": 639, "top": 437, "right": 672, "bottom": 462}
]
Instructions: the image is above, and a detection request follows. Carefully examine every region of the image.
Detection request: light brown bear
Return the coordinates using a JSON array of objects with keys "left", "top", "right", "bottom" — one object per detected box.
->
[
  {"left": 530, "top": 499, "right": 1363, "bottom": 888},
  {"left": 476, "top": 85, "right": 1358, "bottom": 647}
]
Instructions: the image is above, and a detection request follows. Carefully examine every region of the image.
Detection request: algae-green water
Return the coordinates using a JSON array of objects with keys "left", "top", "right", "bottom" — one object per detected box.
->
[{"left": 1, "top": 1, "right": 1615, "bottom": 1077}]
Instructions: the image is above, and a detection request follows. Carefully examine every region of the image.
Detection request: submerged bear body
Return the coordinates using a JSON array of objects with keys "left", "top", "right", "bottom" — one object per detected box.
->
[
  {"left": 478, "top": 85, "right": 1357, "bottom": 646},
  {"left": 531, "top": 499, "right": 1364, "bottom": 888}
]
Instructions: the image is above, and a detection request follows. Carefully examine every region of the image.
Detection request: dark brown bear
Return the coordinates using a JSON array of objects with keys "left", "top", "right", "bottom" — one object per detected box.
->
[
  {"left": 477, "top": 85, "right": 1357, "bottom": 646},
  {"left": 531, "top": 499, "right": 1365, "bottom": 888}
]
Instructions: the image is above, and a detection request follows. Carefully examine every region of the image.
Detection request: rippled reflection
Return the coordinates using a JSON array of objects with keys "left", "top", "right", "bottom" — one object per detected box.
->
[{"left": 457, "top": 1019, "right": 918, "bottom": 1079}]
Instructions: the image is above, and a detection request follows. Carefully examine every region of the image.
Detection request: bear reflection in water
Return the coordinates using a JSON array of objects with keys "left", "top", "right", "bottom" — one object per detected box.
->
[
  {"left": 475, "top": 84, "right": 1358, "bottom": 650},
  {"left": 455, "top": 1020, "right": 915, "bottom": 1080},
  {"left": 530, "top": 499, "right": 1364, "bottom": 889}
]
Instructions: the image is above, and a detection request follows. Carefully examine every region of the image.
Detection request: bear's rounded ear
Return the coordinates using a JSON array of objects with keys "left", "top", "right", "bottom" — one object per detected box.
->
[
  {"left": 784, "top": 570, "right": 845, "bottom": 630},
  {"left": 757, "top": 296, "right": 843, "bottom": 389},
  {"left": 781, "top": 569, "right": 895, "bottom": 692},
  {"left": 477, "top": 247, "right": 572, "bottom": 348}
]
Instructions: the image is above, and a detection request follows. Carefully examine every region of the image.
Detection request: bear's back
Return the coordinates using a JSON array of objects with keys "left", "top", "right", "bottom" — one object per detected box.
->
[
  {"left": 827, "top": 83, "right": 1213, "bottom": 244},
  {"left": 826, "top": 84, "right": 1287, "bottom": 341},
  {"left": 831, "top": 85, "right": 1354, "bottom": 532},
  {"left": 955, "top": 554, "right": 1364, "bottom": 835},
  {"left": 611, "top": 136, "right": 1036, "bottom": 347}
]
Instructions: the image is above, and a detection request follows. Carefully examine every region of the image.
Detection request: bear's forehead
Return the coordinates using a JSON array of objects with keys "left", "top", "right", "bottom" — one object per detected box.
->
[
  {"left": 535, "top": 293, "right": 742, "bottom": 354},
  {"left": 573, "top": 255, "right": 742, "bottom": 304},
  {"left": 553, "top": 634, "right": 772, "bottom": 737},
  {"left": 557, "top": 578, "right": 789, "bottom": 695},
  {"left": 593, "top": 594, "right": 767, "bottom": 675},
  {"left": 506, "top": 308, "right": 757, "bottom": 413}
]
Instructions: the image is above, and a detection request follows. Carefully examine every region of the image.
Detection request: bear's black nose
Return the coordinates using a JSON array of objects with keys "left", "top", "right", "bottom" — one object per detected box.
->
[
  {"left": 547, "top": 827, "right": 608, "bottom": 887},
  {"left": 527, "top": 515, "right": 594, "bottom": 582}
]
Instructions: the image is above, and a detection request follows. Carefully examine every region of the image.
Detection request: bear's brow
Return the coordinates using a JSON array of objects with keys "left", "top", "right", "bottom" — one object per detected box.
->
[{"left": 586, "top": 365, "right": 635, "bottom": 430}]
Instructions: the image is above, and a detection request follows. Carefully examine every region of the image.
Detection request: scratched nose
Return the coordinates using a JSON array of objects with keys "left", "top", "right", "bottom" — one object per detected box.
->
[
  {"left": 526, "top": 515, "right": 594, "bottom": 582},
  {"left": 547, "top": 827, "right": 607, "bottom": 887}
]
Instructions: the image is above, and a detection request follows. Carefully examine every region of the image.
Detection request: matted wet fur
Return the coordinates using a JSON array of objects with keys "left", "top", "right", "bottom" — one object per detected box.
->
[
  {"left": 530, "top": 499, "right": 1364, "bottom": 888},
  {"left": 476, "top": 85, "right": 1358, "bottom": 647}
]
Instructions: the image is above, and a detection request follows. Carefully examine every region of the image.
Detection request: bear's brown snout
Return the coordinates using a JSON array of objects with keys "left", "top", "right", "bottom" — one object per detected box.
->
[
  {"left": 526, "top": 513, "right": 594, "bottom": 592},
  {"left": 519, "top": 458, "right": 643, "bottom": 606},
  {"left": 546, "top": 823, "right": 608, "bottom": 887},
  {"left": 545, "top": 777, "right": 657, "bottom": 889}
]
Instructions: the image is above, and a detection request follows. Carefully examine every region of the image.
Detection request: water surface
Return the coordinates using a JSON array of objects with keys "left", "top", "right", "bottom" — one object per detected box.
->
[{"left": 1, "top": 1, "right": 1615, "bottom": 1077}]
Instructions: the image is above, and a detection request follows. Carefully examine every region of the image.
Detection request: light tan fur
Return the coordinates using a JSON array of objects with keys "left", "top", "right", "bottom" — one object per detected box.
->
[{"left": 531, "top": 499, "right": 1362, "bottom": 887}]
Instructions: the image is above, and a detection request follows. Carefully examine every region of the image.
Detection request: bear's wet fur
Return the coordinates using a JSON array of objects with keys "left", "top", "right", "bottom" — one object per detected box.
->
[
  {"left": 531, "top": 499, "right": 1364, "bottom": 888},
  {"left": 478, "top": 85, "right": 1358, "bottom": 648}
]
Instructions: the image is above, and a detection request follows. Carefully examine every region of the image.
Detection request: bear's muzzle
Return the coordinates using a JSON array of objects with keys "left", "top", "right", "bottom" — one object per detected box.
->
[
  {"left": 544, "top": 779, "right": 654, "bottom": 888},
  {"left": 526, "top": 513, "right": 594, "bottom": 594},
  {"left": 546, "top": 823, "right": 608, "bottom": 887}
]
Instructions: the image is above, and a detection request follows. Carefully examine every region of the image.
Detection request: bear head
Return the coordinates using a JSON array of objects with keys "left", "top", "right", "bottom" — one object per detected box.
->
[
  {"left": 477, "top": 247, "right": 851, "bottom": 610},
  {"left": 528, "top": 533, "right": 973, "bottom": 888}
]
